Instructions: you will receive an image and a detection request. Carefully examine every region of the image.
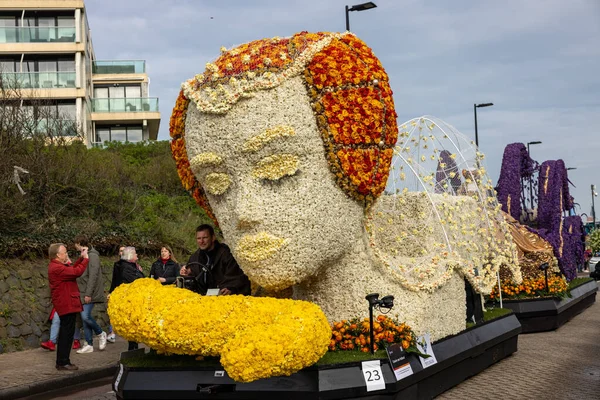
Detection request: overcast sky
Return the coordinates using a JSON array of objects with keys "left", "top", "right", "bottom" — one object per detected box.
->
[{"left": 85, "top": 0, "right": 600, "bottom": 216}]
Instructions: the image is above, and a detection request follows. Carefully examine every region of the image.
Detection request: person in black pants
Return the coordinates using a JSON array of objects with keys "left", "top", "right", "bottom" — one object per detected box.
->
[
  {"left": 109, "top": 246, "right": 145, "bottom": 350},
  {"left": 47, "top": 243, "right": 89, "bottom": 370}
]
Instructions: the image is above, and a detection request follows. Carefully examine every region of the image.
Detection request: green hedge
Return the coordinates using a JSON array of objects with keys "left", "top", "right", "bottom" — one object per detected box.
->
[{"left": 0, "top": 141, "right": 211, "bottom": 258}]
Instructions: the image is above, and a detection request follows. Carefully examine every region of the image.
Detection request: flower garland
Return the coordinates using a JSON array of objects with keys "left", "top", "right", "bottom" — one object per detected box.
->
[
  {"left": 329, "top": 315, "right": 420, "bottom": 354},
  {"left": 108, "top": 279, "right": 331, "bottom": 382},
  {"left": 169, "top": 90, "right": 218, "bottom": 225}
]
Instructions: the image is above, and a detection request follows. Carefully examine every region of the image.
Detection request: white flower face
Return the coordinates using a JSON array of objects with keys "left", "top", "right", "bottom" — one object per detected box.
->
[{"left": 185, "top": 77, "right": 364, "bottom": 290}]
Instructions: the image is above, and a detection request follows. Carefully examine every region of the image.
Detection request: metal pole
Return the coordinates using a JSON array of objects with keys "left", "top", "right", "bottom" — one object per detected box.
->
[
  {"left": 528, "top": 143, "right": 533, "bottom": 212},
  {"left": 592, "top": 185, "right": 596, "bottom": 228},
  {"left": 473, "top": 104, "right": 478, "bottom": 147},
  {"left": 368, "top": 303, "right": 375, "bottom": 354},
  {"left": 345, "top": 5, "right": 350, "bottom": 31},
  {"left": 544, "top": 269, "right": 549, "bottom": 294}
]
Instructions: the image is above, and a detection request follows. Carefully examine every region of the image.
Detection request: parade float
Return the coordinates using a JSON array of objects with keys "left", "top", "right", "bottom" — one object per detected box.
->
[
  {"left": 110, "top": 31, "right": 522, "bottom": 399},
  {"left": 490, "top": 143, "right": 597, "bottom": 332}
]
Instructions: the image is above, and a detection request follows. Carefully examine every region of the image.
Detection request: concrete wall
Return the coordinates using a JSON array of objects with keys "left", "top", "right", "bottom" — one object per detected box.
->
[{"left": 0, "top": 258, "right": 115, "bottom": 353}]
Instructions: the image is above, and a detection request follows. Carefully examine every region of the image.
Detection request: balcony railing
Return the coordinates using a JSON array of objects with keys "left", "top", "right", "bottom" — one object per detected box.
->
[
  {"left": 0, "top": 27, "right": 76, "bottom": 43},
  {"left": 25, "top": 118, "right": 78, "bottom": 136},
  {"left": 0, "top": 72, "right": 77, "bottom": 89},
  {"left": 91, "top": 97, "right": 159, "bottom": 113},
  {"left": 92, "top": 60, "right": 146, "bottom": 74}
]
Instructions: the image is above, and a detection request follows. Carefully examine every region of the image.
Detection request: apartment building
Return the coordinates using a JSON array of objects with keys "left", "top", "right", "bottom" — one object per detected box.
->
[{"left": 0, "top": 0, "right": 160, "bottom": 146}]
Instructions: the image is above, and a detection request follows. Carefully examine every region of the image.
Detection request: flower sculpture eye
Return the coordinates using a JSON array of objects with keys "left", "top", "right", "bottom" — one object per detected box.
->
[
  {"left": 204, "top": 173, "right": 232, "bottom": 195},
  {"left": 252, "top": 154, "right": 299, "bottom": 181}
]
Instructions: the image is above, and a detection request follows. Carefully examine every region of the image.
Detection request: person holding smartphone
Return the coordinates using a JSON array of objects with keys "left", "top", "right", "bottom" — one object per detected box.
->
[{"left": 48, "top": 243, "right": 88, "bottom": 370}]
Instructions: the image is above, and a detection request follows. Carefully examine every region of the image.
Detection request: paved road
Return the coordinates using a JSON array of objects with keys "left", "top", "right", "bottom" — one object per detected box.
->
[{"left": 438, "top": 285, "right": 600, "bottom": 399}]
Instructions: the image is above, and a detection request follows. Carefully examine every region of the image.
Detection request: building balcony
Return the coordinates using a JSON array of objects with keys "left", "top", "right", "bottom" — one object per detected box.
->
[
  {"left": 0, "top": 27, "right": 76, "bottom": 43},
  {"left": 92, "top": 60, "right": 146, "bottom": 74},
  {"left": 28, "top": 118, "right": 78, "bottom": 137},
  {"left": 1, "top": 72, "right": 76, "bottom": 89},
  {"left": 91, "top": 97, "right": 160, "bottom": 140},
  {"left": 91, "top": 97, "right": 158, "bottom": 113}
]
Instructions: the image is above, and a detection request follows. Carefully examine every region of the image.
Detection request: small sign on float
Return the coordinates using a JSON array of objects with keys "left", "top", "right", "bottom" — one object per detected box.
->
[{"left": 386, "top": 343, "right": 414, "bottom": 381}]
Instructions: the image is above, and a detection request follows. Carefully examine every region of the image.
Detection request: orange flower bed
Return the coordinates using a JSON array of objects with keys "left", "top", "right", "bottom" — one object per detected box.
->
[
  {"left": 329, "top": 315, "right": 418, "bottom": 353},
  {"left": 488, "top": 275, "right": 568, "bottom": 300}
]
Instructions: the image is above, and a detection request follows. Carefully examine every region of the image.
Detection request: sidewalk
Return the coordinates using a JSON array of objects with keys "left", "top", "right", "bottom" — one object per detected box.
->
[{"left": 0, "top": 336, "right": 129, "bottom": 400}]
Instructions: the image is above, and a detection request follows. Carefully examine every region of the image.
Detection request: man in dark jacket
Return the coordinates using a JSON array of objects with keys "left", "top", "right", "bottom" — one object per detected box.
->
[
  {"left": 74, "top": 236, "right": 107, "bottom": 354},
  {"left": 180, "top": 224, "right": 251, "bottom": 296},
  {"left": 48, "top": 243, "right": 88, "bottom": 370}
]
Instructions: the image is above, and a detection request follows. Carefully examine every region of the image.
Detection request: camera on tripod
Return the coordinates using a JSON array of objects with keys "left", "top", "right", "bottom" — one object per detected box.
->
[{"left": 175, "top": 255, "right": 212, "bottom": 294}]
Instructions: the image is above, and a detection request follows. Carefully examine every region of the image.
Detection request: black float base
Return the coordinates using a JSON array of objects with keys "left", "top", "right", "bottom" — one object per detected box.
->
[
  {"left": 113, "top": 313, "right": 520, "bottom": 400},
  {"left": 501, "top": 280, "right": 598, "bottom": 333}
]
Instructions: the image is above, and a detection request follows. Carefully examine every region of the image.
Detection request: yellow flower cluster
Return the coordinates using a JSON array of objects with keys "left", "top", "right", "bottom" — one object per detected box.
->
[
  {"left": 190, "top": 152, "right": 223, "bottom": 170},
  {"left": 236, "top": 232, "right": 290, "bottom": 262},
  {"left": 204, "top": 173, "right": 232, "bottom": 195},
  {"left": 108, "top": 279, "right": 331, "bottom": 382},
  {"left": 252, "top": 154, "right": 299, "bottom": 181},
  {"left": 243, "top": 125, "right": 296, "bottom": 153}
]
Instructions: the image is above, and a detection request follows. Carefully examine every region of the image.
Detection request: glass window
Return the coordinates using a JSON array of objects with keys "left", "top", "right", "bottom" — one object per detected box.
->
[
  {"left": 57, "top": 59, "right": 75, "bottom": 71},
  {"left": 94, "top": 87, "right": 109, "bottom": 97},
  {"left": 58, "top": 103, "right": 76, "bottom": 121},
  {"left": 111, "top": 127, "right": 126, "bottom": 142},
  {"left": 58, "top": 59, "right": 75, "bottom": 87},
  {"left": 125, "top": 86, "right": 141, "bottom": 98},
  {"left": 0, "top": 59, "right": 15, "bottom": 72},
  {"left": 57, "top": 17, "right": 75, "bottom": 27},
  {"left": 0, "top": 17, "right": 16, "bottom": 43},
  {"left": 127, "top": 127, "right": 143, "bottom": 142},
  {"left": 96, "top": 127, "right": 110, "bottom": 144},
  {"left": 110, "top": 86, "right": 125, "bottom": 111},
  {"left": 37, "top": 17, "right": 55, "bottom": 41},
  {"left": 93, "top": 88, "right": 109, "bottom": 111},
  {"left": 38, "top": 61, "right": 57, "bottom": 88}
]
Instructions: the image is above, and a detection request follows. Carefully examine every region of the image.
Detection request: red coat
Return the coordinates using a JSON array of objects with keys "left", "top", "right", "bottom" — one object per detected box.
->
[{"left": 48, "top": 257, "right": 88, "bottom": 316}]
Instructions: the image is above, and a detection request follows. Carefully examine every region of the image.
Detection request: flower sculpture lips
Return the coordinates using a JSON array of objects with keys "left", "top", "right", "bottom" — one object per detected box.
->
[
  {"left": 108, "top": 279, "right": 331, "bottom": 382},
  {"left": 236, "top": 232, "right": 290, "bottom": 262}
]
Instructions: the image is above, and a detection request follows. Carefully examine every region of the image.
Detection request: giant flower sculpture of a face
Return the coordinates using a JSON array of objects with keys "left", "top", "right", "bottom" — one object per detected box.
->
[{"left": 172, "top": 32, "right": 398, "bottom": 291}]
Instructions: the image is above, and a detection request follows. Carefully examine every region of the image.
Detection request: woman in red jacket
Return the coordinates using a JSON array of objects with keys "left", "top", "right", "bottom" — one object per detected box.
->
[{"left": 48, "top": 243, "right": 88, "bottom": 370}]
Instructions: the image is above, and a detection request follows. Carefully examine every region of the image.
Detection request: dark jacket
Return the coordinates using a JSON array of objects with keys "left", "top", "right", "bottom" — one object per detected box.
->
[
  {"left": 48, "top": 257, "right": 88, "bottom": 316},
  {"left": 187, "top": 241, "right": 251, "bottom": 295},
  {"left": 76, "top": 247, "right": 104, "bottom": 303},
  {"left": 150, "top": 258, "right": 180, "bottom": 285},
  {"left": 109, "top": 259, "right": 144, "bottom": 292}
]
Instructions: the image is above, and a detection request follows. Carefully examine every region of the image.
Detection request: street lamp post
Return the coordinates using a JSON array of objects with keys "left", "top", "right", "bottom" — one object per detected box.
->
[
  {"left": 473, "top": 103, "right": 493, "bottom": 148},
  {"left": 592, "top": 184, "right": 598, "bottom": 228},
  {"left": 345, "top": 2, "right": 377, "bottom": 31},
  {"left": 526, "top": 141, "right": 542, "bottom": 212}
]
